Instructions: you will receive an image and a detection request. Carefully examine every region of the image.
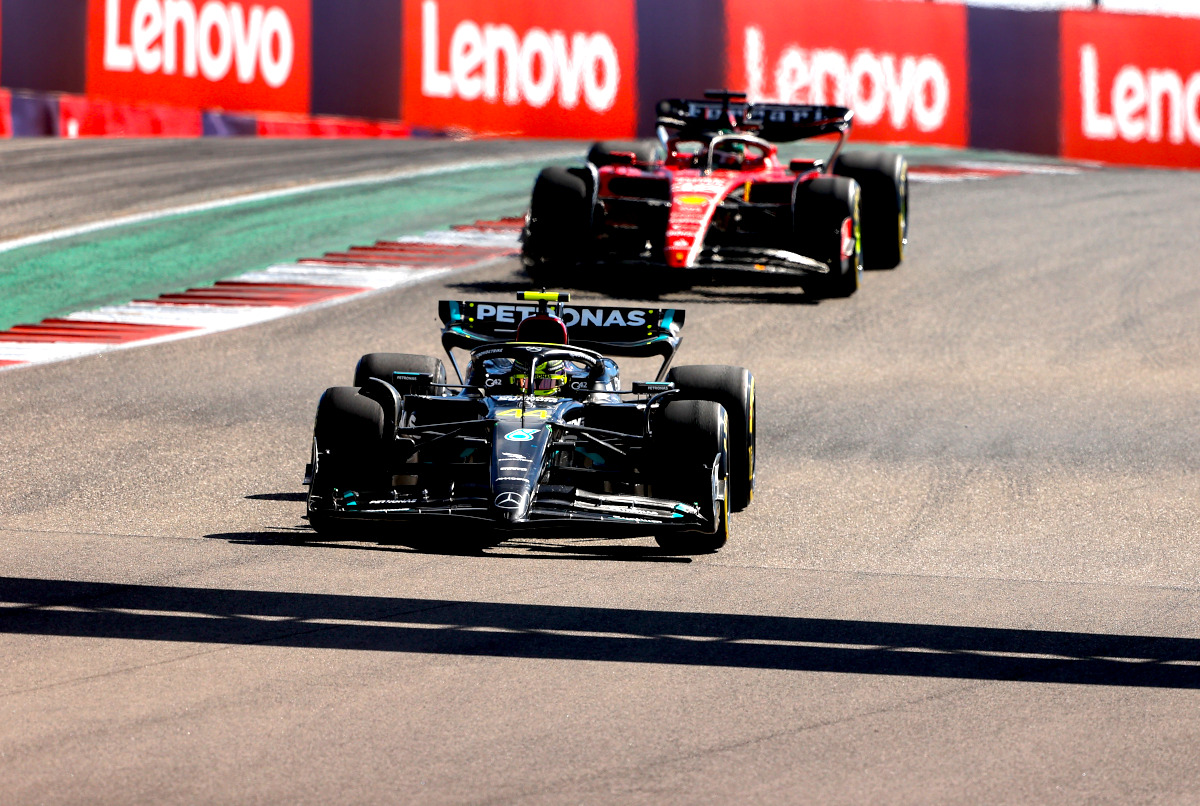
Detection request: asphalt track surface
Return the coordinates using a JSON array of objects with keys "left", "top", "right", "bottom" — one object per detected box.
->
[{"left": 1, "top": 139, "right": 1198, "bottom": 804}]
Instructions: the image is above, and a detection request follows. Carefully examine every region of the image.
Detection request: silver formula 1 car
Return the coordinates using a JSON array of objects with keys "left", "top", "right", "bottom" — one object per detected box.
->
[{"left": 304, "top": 292, "right": 756, "bottom": 553}]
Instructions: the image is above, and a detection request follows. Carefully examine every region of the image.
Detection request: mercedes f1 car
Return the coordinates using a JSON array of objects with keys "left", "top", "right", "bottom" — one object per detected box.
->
[
  {"left": 521, "top": 90, "right": 909, "bottom": 298},
  {"left": 303, "top": 292, "right": 755, "bottom": 553}
]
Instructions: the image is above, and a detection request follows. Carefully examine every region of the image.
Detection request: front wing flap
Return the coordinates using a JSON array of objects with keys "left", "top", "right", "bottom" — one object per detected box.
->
[{"left": 309, "top": 486, "right": 706, "bottom": 532}]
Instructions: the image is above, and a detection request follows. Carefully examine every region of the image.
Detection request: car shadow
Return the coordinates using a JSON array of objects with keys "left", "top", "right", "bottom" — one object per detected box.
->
[
  {"left": 205, "top": 529, "right": 695, "bottom": 563},
  {"left": 3, "top": 576, "right": 1196, "bottom": 689}
]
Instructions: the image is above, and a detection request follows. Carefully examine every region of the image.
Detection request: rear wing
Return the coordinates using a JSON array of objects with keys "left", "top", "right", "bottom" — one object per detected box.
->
[
  {"left": 438, "top": 300, "right": 684, "bottom": 380},
  {"left": 656, "top": 97, "right": 853, "bottom": 142}
]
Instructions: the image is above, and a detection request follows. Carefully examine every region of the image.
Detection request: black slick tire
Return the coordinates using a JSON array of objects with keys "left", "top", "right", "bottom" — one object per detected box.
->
[
  {"left": 666, "top": 365, "right": 756, "bottom": 511},
  {"left": 794, "top": 176, "right": 862, "bottom": 299},
  {"left": 307, "top": 386, "right": 386, "bottom": 534},
  {"left": 353, "top": 353, "right": 446, "bottom": 393},
  {"left": 521, "top": 166, "right": 592, "bottom": 288},
  {"left": 833, "top": 151, "right": 908, "bottom": 270},
  {"left": 652, "top": 399, "right": 730, "bottom": 554}
]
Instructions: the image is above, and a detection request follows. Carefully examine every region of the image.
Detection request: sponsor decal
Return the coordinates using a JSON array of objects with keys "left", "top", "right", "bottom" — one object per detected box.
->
[
  {"left": 494, "top": 491, "right": 525, "bottom": 509},
  {"left": 87, "top": 0, "right": 310, "bottom": 112},
  {"left": 673, "top": 177, "right": 733, "bottom": 194},
  {"left": 472, "top": 303, "right": 648, "bottom": 328},
  {"left": 724, "top": 0, "right": 967, "bottom": 146},
  {"left": 1062, "top": 11, "right": 1200, "bottom": 167},
  {"left": 402, "top": 0, "right": 636, "bottom": 137},
  {"left": 503, "top": 427, "right": 541, "bottom": 441},
  {"left": 676, "top": 195, "right": 710, "bottom": 206},
  {"left": 502, "top": 452, "right": 532, "bottom": 461}
]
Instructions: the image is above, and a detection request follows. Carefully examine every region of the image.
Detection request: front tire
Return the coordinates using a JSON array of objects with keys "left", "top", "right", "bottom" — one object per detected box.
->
[
  {"left": 794, "top": 176, "right": 862, "bottom": 299},
  {"left": 307, "top": 386, "right": 386, "bottom": 534},
  {"left": 652, "top": 400, "right": 730, "bottom": 554},
  {"left": 666, "top": 365, "right": 756, "bottom": 511}
]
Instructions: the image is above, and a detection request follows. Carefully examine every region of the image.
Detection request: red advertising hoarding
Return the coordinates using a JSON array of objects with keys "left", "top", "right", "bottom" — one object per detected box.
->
[
  {"left": 85, "top": 0, "right": 311, "bottom": 114},
  {"left": 402, "top": 0, "right": 637, "bottom": 137},
  {"left": 1061, "top": 10, "right": 1200, "bottom": 168},
  {"left": 724, "top": 0, "right": 968, "bottom": 147}
]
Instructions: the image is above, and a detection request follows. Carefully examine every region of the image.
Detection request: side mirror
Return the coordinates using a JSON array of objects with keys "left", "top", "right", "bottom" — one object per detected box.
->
[{"left": 606, "top": 151, "right": 638, "bottom": 166}]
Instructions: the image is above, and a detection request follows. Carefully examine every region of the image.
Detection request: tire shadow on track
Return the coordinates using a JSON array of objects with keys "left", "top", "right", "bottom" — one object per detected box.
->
[{"left": 4, "top": 576, "right": 1197, "bottom": 689}]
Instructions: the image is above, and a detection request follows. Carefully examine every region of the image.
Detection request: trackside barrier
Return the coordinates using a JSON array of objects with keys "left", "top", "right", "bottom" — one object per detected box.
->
[
  {"left": 254, "top": 113, "right": 413, "bottom": 138},
  {"left": 58, "top": 95, "right": 203, "bottom": 137},
  {"left": 2, "top": 0, "right": 1200, "bottom": 166},
  {"left": 723, "top": 0, "right": 970, "bottom": 147},
  {"left": 9, "top": 92, "right": 59, "bottom": 136},
  {"left": 1060, "top": 9, "right": 1200, "bottom": 167},
  {"left": 0, "top": 90, "right": 423, "bottom": 139}
]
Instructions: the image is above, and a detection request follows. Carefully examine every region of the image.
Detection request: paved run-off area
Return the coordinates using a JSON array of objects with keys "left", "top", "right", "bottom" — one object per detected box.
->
[{"left": 0, "top": 139, "right": 1198, "bottom": 805}]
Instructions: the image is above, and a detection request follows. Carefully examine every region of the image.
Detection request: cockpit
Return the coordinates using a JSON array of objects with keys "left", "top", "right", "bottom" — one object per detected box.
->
[{"left": 666, "top": 135, "right": 773, "bottom": 172}]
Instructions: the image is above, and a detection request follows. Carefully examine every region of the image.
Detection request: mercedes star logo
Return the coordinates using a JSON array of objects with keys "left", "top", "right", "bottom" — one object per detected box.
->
[{"left": 494, "top": 492, "right": 525, "bottom": 509}]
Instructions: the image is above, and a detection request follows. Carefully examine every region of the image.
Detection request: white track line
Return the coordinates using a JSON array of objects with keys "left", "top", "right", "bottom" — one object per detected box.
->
[
  {"left": 232, "top": 264, "right": 425, "bottom": 288},
  {"left": 391, "top": 229, "right": 523, "bottom": 247},
  {"left": 0, "top": 151, "right": 567, "bottom": 255}
]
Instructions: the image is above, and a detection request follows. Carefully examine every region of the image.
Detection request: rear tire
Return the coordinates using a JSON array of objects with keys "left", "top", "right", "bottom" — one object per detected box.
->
[
  {"left": 833, "top": 151, "right": 908, "bottom": 270},
  {"left": 794, "top": 176, "right": 862, "bottom": 299},
  {"left": 652, "top": 400, "right": 730, "bottom": 554},
  {"left": 522, "top": 167, "right": 592, "bottom": 288},
  {"left": 353, "top": 353, "right": 446, "bottom": 394},
  {"left": 586, "top": 139, "right": 661, "bottom": 167},
  {"left": 666, "top": 365, "right": 756, "bottom": 511}
]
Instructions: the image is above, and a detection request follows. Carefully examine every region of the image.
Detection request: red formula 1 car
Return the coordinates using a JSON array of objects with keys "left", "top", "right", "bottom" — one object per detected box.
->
[{"left": 521, "top": 90, "right": 908, "bottom": 298}]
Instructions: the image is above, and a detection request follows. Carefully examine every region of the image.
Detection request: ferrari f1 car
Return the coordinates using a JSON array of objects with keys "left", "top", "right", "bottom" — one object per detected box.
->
[
  {"left": 303, "top": 292, "right": 755, "bottom": 553},
  {"left": 521, "top": 90, "right": 909, "bottom": 298}
]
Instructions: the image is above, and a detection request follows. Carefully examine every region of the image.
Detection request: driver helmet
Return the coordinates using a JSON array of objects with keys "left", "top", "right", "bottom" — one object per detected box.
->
[
  {"left": 486, "top": 358, "right": 568, "bottom": 396},
  {"left": 711, "top": 139, "right": 745, "bottom": 169},
  {"left": 516, "top": 359, "right": 568, "bottom": 397}
]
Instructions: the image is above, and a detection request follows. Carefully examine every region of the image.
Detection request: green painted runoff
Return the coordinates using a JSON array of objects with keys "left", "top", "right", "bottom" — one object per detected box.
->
[{"left": 0, "top": 160, "right": 564, "bottom": 331}]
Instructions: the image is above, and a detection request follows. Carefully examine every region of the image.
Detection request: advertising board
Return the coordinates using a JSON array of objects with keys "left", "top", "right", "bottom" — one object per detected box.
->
[
  {"left": 85, "top": 0, "right": 311, "bottom": 114},
  {"left": 1061, "top": 10, "right": 1200, "bottom": 167},
  {"left": 724, "top": 0, "right": 968, "bottom": 146},
  {"left": 402, "top": 0, "right": 637, "bottom": 137}
]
